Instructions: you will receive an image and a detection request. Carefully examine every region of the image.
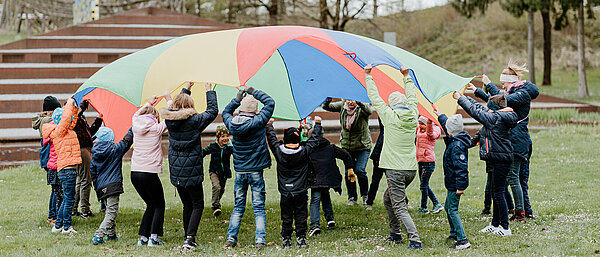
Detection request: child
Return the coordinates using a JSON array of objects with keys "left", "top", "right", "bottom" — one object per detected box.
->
[
  {"left": 33, "top": 96, "right": 62, "bottom": 225},
  {"left": 436, "top": 110, "right": 471, "bottom": 250},
  {"left": 415, "top": 116, "right": 444, "bottom": 215},
  {"left": 43, "top": 98, "right": 81, "bottom": 234},
  {"left": 202, "top": 125, "right": 234, "bottom": 217},
  {"left": 455, "top": 91, "right": 518, "bottom": 236},
  {"left": 90, "top": 127, "right": 133, "bottom": 245},
  {"left": 266, "top": 116, "right": 323, "bottom": 249}
]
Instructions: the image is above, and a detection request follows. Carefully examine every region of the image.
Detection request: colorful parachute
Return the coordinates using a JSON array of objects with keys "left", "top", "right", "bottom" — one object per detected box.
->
[{"left": 74, "top": 26, "right": 472, "bottom": 139}]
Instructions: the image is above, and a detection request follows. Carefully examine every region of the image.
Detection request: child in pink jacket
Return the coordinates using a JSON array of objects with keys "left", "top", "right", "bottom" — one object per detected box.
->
[
  {"left": 416, "top": 116, "right": 443, "bottom": 214},
  {"left": 130, "top": 96, "right": 171, "bottom": 246}
]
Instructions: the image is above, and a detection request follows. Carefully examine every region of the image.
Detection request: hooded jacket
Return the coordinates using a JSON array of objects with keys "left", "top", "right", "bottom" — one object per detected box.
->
[
  {"left": 73, "top": 112, "right": 103, "bottom": 149},
  {"left": 267, "top": 123, "right": 322, "bottom": 197},
  {"left": 90, "top": 129, "right": 133, "bottom": 200},
  {"left": 222, "top": 90, "right": 274, "bottom": 173},
  {"left": 416, "top": 121, "right": 441, "bottom": 162},
  {"left": 322, "top": 100, "right": 372, "bottom": 151},
  {"left": 42, "top": 103, "right": 81, "bottom": 171},
  {"left": 33, "top": 113, "right": 54, "bottom": 169},
  {"left": 309, "top": 136, "right": 353, "bottom": 192},
  {"left": 43, "top": 137, "right": 58, "bottom": 170},
  {"left": 202, "top": 141, "right": 233, "bottom": 179},
  {"left": 458, "top": 96, "right": 518, "bottom": 162},
  {"left": 131, "top": 102, "right": 169, "bottom": 173},
  {"left": 438, "top": 114, "right": 471, "bottom": 191},
  {"left": 161, "top": 89, "right": 218, "bottom": 188},
  {"left": 485, "top": 81, "right": 539, "bottom": 159},
  {"left": 365, "top": 74, "right": 418, "bottom": 171}
]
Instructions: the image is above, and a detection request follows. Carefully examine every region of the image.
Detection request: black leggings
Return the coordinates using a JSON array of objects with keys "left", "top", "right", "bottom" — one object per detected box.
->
[
  {"left": 176, "top": 184, "right": 204, "bottom": 238},
  {"left": 131, "top": 172, "right": 165, "bottom": 237}
]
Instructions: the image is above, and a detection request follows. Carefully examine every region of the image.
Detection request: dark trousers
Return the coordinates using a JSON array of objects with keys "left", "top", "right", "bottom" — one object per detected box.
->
[
  {"left": 520, "top": 159, "right": 533, "bottom": 215},
  {"left": 418, "top": 162, "right": 439, "bottom": 209},
  {"left": 345, "top": 149, "right": 370, "bottom": 200},
  {"left": 484, "top": 163, "right": 514, "bottom": 210},
  {"left": 131, "top": 172, "right": 165, "bottom": 237},
  {"left": 366, "top": 160, "right": 385, "bottom": 205},
  {"left": 176, "top": 184, "right": 204, "bottom": 237},
  {"left": 280, "top": 193, "right": 308, "bottom": 238},
  {"left": 491, "top": 162, "right": 511, "bottom": 230}
]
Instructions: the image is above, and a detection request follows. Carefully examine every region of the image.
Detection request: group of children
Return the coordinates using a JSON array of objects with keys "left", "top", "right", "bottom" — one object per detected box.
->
[{"left": 32, "top": 61, "right": 538, "bottom": 251}]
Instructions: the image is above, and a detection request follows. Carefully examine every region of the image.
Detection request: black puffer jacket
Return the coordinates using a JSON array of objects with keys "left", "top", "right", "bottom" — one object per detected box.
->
[
  {"left": 266, "top": 123, "right": 322, "bottom": 197},
  {"left": 202, "top": 141, "right": 233, "bottom": 179},
  {"left": 309, "top": 137, "right": 353, "bottom": 192},
  {"left": 160, "top": 89, "right": 218, "bottom": 188},
  {"left": 458, "top": 96, "right": 518, "bottom": 162},
  {"left": 485, "top": 81, "right": 539, "bottom": 159},
  {"left": 370, "top": 118, "right": 384, "bottom": 161}
]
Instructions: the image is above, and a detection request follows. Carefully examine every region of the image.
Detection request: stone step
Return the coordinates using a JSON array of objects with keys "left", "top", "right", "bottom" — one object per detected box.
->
[
  {"left": 44, "top": 24, "right": 229, "bottom": 37},
  {"left": 0, "top": 48, "right": 139, "bottom": 63},
  {"left": 0, "top": 78, "right": 85, "bottom": 94},
  {"left": 0, "top": 63, "right": 104, "bottom": 79},
  {"left": 0, "top": 36, "right": 174, "bottom": 49}
]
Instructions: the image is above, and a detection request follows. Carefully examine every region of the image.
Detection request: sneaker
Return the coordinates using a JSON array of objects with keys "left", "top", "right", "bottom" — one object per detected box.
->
[
  {"left": 362, "top": 196, "right": 368, "bottom": 205},
  {"left": 365, "top": 205, "right": 373, "bottom": 211},
  {"left": 183, "top": 237, "right": 198, "bottom": 249},
  {"left": 72, "top": 211, "right": 81, "bottom": 217},
  {"left": 46, "top": 218, "right": 53, "bottom": 224},
  {"left": 80, "top": 211, "right": 94, "bottom": 218},
  {"left": 308, "top": 226, "right": 321, "bottom": 237},
  {"left": 416, "top": 208, "right": 430, "bottom": 214},
  {"left": 105, "top": 234, "right": 118, "bottom": 241},
  {"left": 431, "top": 204, "right": 444, "bottom": 214},
  {"left": 453, "top": 239, "right": 471, "bottom": 250},
  {"left": 213, "top": 208, "right": 222, "bottom": 217},
  {"left": 255, "top": 242, "right": 266, "bottom": 250},
  {"left": 508, "top": 209, "right": 515, "bottom": 216},
  {"left": 223, "top": 240, "right": 236, "bottom": 249},
  {"left": 481, "top": 208, "right": 491, "bottom": 215},
  {"left": 446, "top": 235, "right": 457, "bottom": 242},
  {"left": 408, "top": 240, "right": 423, "bottom": 250},
  {"left": 92, "top": 236, "right": 104, "bottom": 245},
  {"left": 525, "top": 213, "right": 536, "bottom": 219},
  {"left": 137, "top": 239, "right": 147, "bottom": 246},
  {"left": 347, "top": 197, "right": 356, "bottom": 206},
  {"left": 51, "top": 226, "right": 62, "bottom": 233},
  {"left": 148, "top": 238, "right": 165, "bottom": 246},
  {"left": 62, "top": 226, "right": 77, "bottom": 234},
  {"left": 327, "top": 220, "right": 336, "bottom": 228},
  {"left": 480, "top": 223, "right": 498, "bottom": 233},
  {"left": 50, "top": 219, "right": 56, "bottom": 227},
  {"left": 297, "top": 236, "right": 308, "bottom": 248},
  {"left": 384, "top": 233, "right": 403, "bottom": 244},
  {"left": 493, "top": 226, "right": 512, "bottom": 236},
  {"left": 510, "top": 210, "right": 527, "bottom": 223},
  {"left": 282, "top": 237, "right": 292, "bottom": 249}
]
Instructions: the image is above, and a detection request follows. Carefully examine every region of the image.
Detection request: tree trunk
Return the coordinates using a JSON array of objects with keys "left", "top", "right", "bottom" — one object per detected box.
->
[
  {"left": 319, "top": 0, "right": 329, "bottom": 28},
  {"left": 527, "top": 8, "right": 536, "bottom": 84},
  {"left": 227, "top": 0, "right": 234, "bottom": 23},
  {"left": 373, "top": 0, "right": 378, "bottom": 18},
  {"left": 197, "top": 0, "right": 202, "bottom": 16},
  {"left": 577, "top": 0, "right": 588, "bottom": 97},
  {"left": 280, "top": 0, "right": 287, "bottom": 16},
  {"left": 541, "top": 9, "right": 552, "bottom": 86},
  {"left": 268, "top": 0, "right": 279, "bottom": 25}
]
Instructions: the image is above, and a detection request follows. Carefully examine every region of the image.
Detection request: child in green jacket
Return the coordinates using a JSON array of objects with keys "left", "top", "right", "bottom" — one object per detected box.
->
[{"left": 202, "top": 125, "right": 233, "bottom": 217}]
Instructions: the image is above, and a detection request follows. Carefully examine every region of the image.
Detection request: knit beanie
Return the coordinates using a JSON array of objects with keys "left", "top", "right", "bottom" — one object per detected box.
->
[
  {"left": 418, "top": 116, "right": 428, "bottom": 124},
  {"left": 388, "top": 91, "right": 407, "bottom": 107},
  {"left": 239, "top": 95, "right": 258, "bottom": 113},
  {"left": 52, "top": 108, "right": 64, "bottom": 125},
  {"left": 216, "top": 125, "right": 230, "bottom": 138},
  {"left": 94, "top": 127, "right": 115, "bottom": 142},
  {"left": 283, "top": 127, "right": 301, "bottom": 144},
  {"left": 446, "top": 114, "right": 464, "bottom": 136},
  {"left": 43, "top": 96, "right": 61, "bottom": 112}
]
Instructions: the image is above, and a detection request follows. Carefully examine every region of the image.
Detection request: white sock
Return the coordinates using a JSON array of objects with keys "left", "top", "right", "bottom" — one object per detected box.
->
[
  {"left": 150, "top": 234, "right": 158, "bottom": 240},
  {"left": 140, "top": 236, "right": 148, "bottom": 242}
]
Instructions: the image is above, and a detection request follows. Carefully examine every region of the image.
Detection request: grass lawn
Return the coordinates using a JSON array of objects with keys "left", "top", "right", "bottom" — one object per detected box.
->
[
  {"left": 535, "top": 66, "right": 600, "bottom": 106},
  {"left": 1, "top": 124, "right": 599, "bottom": 256}
]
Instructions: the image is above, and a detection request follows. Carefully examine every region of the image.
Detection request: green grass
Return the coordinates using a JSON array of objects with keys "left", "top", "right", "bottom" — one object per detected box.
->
[
  {"left": 1, "top": 125, "right": 600, "bottom": 256},
  {"left": 531, "top": 108, "right": 600, "bottom": 125}
]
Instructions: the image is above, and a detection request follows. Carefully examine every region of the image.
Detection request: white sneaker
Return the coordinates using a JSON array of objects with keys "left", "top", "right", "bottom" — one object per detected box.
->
[
  {"left": 347, "top": 198, "right": 356, "bottom": 206},
  {"left": 61, "top": 226, "right": 78, "bottom": 234},
  {"left": 362, "top": 196, "right": 368, "bottom": 205},
  {"left": 493, "top": 226, "right": 511, "bottom": 236},
  {"left": 365, "top": 205, "right": 373, "bottom": 211},
  {"left": 327, "top": 220, "right": 336, "bottom": 228},
  {"left": 51, "top": 226, "right": 62, "bottom": 233},
  {"left": 480, "top": 223, "right": 498, "bottom": 233}
]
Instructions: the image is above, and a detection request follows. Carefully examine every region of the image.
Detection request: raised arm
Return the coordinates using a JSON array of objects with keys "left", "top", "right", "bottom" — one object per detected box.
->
[
  {"left": 365, "top": 74, "right": 395, "bottom": 123},
  {"left": 426, "top": 121, "right": 441, "bottom": 140},
  {"left": 404, "top": 75, "right": 418, "bottom": 117},
  {"left": 250, "top": 89, "right": 275, "bottom": 128},
  {"left": 474, "top": 88, "right": 489, "bottom": 102},
  {"left": 116, "top": 128, "right": 134, "bottom": 156},
  {"left": 457, "top": 96, "right": 496, "bottom": 128},
  {"left": 333, "top": 145, "right": 354, "bottom": 170},
  {"left": 321, "top": 98, "right": 343, "bottom": 112},
  {"left": 265, "top": 121, "right": 282, "bottom": 153},
  {"left": 356, "top": 101, "right": 372, "bottom": 119},
  {"left": 51, "top": 99, "right": 78, "bottom": 139},
  {"left": 303, "top": 119, "right": 323, "bottom": 153}
]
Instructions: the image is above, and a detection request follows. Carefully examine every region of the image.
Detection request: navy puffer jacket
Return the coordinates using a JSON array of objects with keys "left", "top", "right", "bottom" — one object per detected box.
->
[
  {"left": 90, "top": 129, "right": 133, "bottom": 200},
  {"left": 438, "top": 115, "right": 470, "bottom": 191},
  {"left": 458, "top": 96, "right": 518, "bottom": 162},
  {"left": 222, "top": 90, "right": 274, "bottom": 172},
  {"left": 485, "top": 81, "right": 539, "bottom": 159},
  {"left": 161, "top": 89, "right": 218, "bottom": 187}
]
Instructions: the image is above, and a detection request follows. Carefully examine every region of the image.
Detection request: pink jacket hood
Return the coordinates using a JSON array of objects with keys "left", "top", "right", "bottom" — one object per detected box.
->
[
  {"left": 416, "top": 122, "right": 441, "bottom": 162},
  {"left": 131, "top": 103, "right": 167, "bottom": 173}
]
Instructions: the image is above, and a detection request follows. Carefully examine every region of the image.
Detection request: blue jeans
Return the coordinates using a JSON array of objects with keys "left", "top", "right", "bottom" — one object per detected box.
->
[
  {"left": 345, "top": 149, "right": 370, "bottom": 200},
  {"left": 418, "top": 162, "right": 439, "bottom": 209},
  {"left": 484, "top": 168, "right": 514, "bottom": 210},
  {"left": 520, "top": 159, "right": 533, "bottom": 215},
  {"left": 226, "top": 172, "right": 266, "bottom": 244},
  {"left": 507, "top": 156, "right": 524, "bottom": 211},
  {"left": 445, "top": 191, "right": 466, "bottom": 241},
  {"left": 55, "top": 168, "right": 77, "bottom": 229},
  {"left": 309, "top": 188, "right": 334, "bottom": 228}
]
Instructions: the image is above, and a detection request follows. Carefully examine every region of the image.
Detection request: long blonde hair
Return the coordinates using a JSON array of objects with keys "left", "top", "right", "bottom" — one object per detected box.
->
[
  {"left": 172, "top": 93, "right": 195, "bottom": 110},
  {"left": 502, "top": 60, "right": 529, "bottom": 80},
  {"left": 139, "top": 105, "right": 160, "bottom": 122}
]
